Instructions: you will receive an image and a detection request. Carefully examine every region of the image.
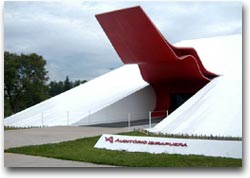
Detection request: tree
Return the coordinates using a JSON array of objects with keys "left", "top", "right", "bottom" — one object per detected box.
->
[
  {"left": 48, "top": 81, "right": 64, "bottom": 97},
  {"left": 4, "top": 51, "right": 49, "bottom": 116},
  {"left": 64, "top": 76, "right": 72, "bottom": 91},
  {"left": 48, "top": 77, "right": 87, "bottom": 97},
  {"left": 73, "top": 80, "right": 87, "bottom": 87}
]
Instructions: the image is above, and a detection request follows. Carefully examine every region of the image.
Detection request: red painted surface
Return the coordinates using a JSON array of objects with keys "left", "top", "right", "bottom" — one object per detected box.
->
[{"left": 96, "top": 6, "right": 217, "bottom": 117}]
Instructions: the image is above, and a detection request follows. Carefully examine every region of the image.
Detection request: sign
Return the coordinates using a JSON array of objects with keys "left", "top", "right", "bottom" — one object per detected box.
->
[{"left": 94, "top": 134, "right": 242, "bottom": 159}]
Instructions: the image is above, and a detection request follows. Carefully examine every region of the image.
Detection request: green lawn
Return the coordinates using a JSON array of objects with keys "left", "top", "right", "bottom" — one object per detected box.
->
[
  {"left": 4, "top": 126, "right": 40, "bottom": 131},
  {"left": 121, "top": 130, "right": 242, "bottom": 140},
  {"left": 5, "top": 132, "right": 242, "bottom": 167}
]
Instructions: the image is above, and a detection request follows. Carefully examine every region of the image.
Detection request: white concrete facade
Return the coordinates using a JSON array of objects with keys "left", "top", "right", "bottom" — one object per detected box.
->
[
  {"left": 73, "top": 86, "right": 155, "bottom": 126},
  {"left": 148, "top": 34, "right": 242, "bottom": 137},
  {"left": 4, "top": 35, "right": 242, "bottom": 139},
  {"left": 4, "top": 64, "right": 154, "bottom": 127}
]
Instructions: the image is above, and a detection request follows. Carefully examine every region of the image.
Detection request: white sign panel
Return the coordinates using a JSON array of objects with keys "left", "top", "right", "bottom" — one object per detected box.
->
[{"left": 94, "top": 134, "right": 242, "bottom": 159}]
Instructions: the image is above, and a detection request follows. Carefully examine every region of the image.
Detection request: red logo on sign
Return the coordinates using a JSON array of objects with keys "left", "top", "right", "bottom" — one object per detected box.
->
[{"left": 105, "top": 136, "right": 114, "bottom": 143}]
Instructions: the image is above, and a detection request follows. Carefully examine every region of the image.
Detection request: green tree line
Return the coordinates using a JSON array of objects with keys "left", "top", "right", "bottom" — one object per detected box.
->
[{"left": 4, "top": 51, "right": 87, "bottom": 117}]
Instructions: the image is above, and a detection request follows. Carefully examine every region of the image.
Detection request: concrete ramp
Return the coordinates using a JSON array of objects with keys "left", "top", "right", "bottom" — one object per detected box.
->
[{"left": 4, "top": 64, "right": 155, "bottom": 127}]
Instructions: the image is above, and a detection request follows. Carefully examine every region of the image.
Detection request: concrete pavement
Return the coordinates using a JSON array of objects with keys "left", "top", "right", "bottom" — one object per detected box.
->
[
  {"left": 4, "top": 153, "right": 116, "bottom": 167},
  {"left": 4, "top": 126, "right": 127, "bottom": 149},
  {"left": 4, "top": 126, "right": 128, "bottom": 167}
]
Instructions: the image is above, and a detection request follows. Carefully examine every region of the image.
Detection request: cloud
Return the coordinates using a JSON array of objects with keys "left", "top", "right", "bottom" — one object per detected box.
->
[
  {"left": 4, "top": 1, "right": 242, "bottom": 81},
  {"left": 141, "top": 1, "right": 242, "bottom": 43}
]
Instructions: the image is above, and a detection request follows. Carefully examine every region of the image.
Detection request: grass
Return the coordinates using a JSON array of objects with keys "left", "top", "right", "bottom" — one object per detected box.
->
[
  {"left": 4, "top": 126, "right": 42, "bottom": 130},
  {"left": 4, "top": 126, "right": 28, "bottom": 130},
  {"left": 124, "top": 130, "right": 242, "bottom": 141},
  {"left": 5, "top": 132, "right": 242, "bottom": 167}
]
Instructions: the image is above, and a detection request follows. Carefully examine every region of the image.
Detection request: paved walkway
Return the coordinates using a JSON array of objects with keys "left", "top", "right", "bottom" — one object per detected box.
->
[
  {"left": 4, "top": 126, "right": 127, "bottom": 167},
  {"left": 4, "top": 153, "right": 116, "bottom": 167},
  {"left": 89, "top": 118, "right": 162, "bottom": 128},
  {"left": 4, "top": 126, "right": 127, "bottom": 149}
]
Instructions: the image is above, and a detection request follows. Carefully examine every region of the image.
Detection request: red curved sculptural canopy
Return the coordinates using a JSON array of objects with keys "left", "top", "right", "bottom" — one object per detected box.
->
[{"left": 96, "top": 6, "right": 217, "bottom": 117}]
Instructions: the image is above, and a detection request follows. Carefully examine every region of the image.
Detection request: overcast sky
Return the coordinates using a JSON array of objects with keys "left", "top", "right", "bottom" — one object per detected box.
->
[{"left": 4, "top": 1, "right": 242, "bottom": 81}]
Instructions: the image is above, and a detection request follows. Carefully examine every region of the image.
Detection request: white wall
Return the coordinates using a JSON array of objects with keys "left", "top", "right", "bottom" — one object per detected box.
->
[
  {"left": 4, "top": 64, "right": 151, "bottom": 127},
  {"left": 73, "top": 85, "right": 156, "bottom": 126},
  {"left": 95, "top": 134, "right": 242, "bottom": 159},
  {"left": 149, "top": 35, "right": 242, "bottom": 137}
]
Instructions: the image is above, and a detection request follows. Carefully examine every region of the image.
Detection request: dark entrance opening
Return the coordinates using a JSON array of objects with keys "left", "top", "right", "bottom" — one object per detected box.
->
[{"left": 169, "top": 93, "right": 194, "bottom": 114}]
